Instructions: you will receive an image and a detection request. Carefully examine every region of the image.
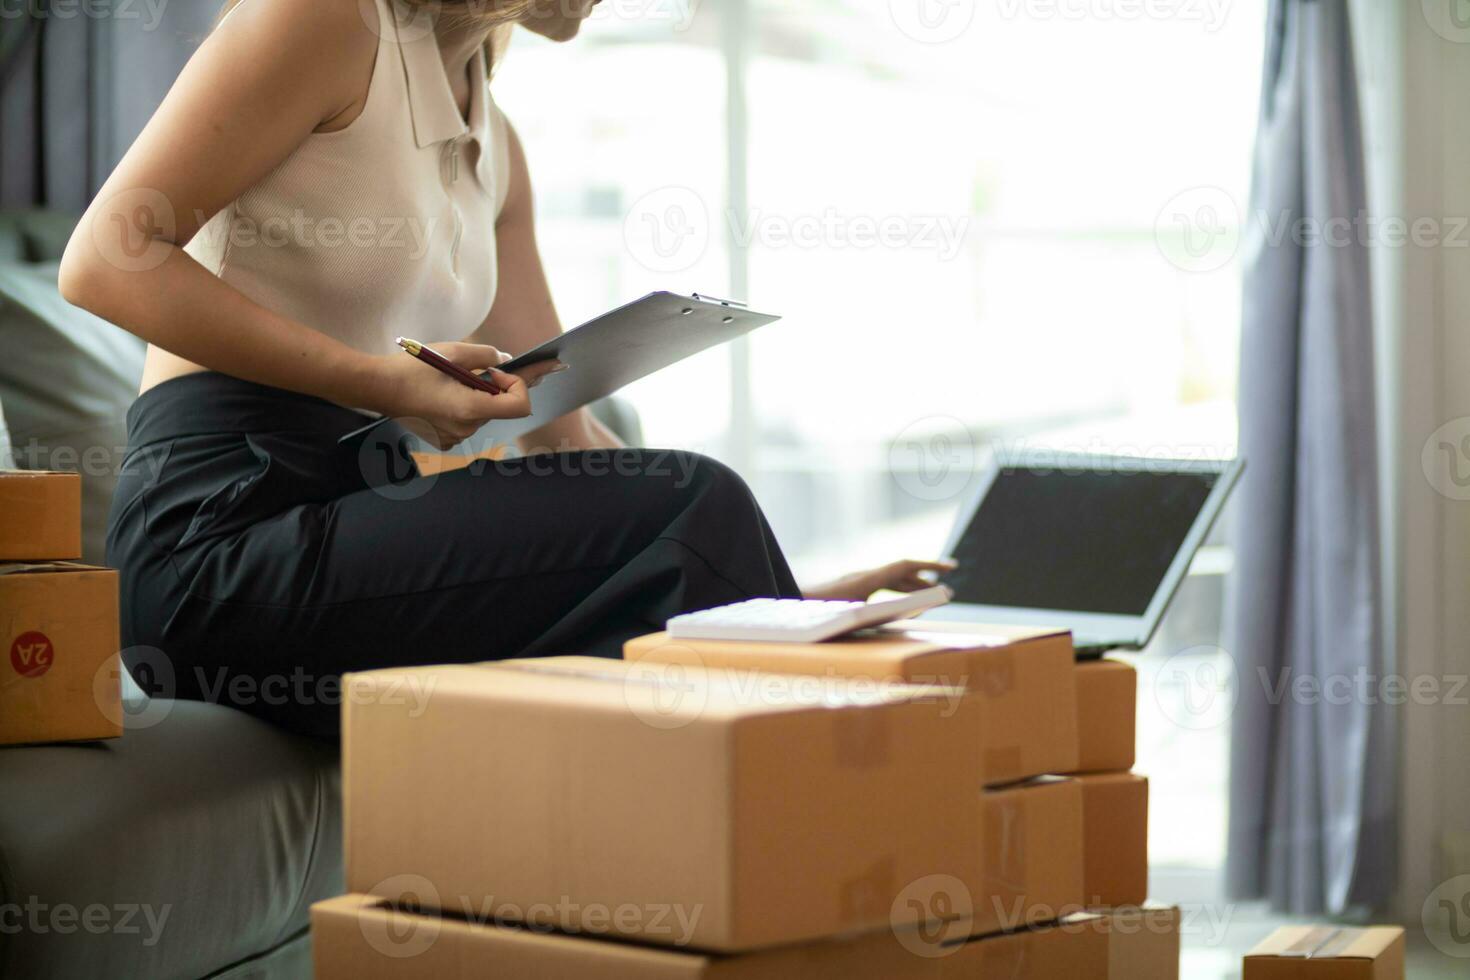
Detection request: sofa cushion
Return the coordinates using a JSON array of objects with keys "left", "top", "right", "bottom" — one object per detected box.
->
[
  {"left": 0, "top": 260, "right": 145, "bottom": 562},
  {"left": 0, "top": 211, "right": 78, "bottom": 265},
  {"left": 0, "top": 698, "right": 342, "bottom": 980}
]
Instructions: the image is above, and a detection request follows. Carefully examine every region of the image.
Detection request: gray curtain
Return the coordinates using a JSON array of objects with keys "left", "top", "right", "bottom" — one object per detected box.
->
[
  {"left": 0, "top": 0, "right": 215, "bottom": 210},
  {"left": 1226, "top": 0, "right": 1395, "bottom": 914}
]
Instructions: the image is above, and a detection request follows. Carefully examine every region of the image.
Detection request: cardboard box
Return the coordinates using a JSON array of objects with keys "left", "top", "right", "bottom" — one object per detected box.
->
[
  {"left": 313, "top": 894, "right": 1118, "bottom": 980},
  {"left": 1077, "top": 773, "right": 1149, "bottom": 907},
  {"left": 1073, "top": 657, "right": 1136, "bottom": 773},
  {"left": 343, "top": 656, "right": 983, "bottom": 952},
  {"left": 1061, "top": 905, "right": 1181, "bottom": 978},
  {"left": 953, "top": 919, "right": 1110, "bottom": 978},
  {"left": 974, "top": 776, "right": 1086, "bottom": 936},
  {"left": 1243, "top": 926, "right": 1405, "bottom": 979},
  {"left": 0, "top": 471, "right": 82, "bottom": 560},
  {"left": 624, "top": 622, "right": 1078, "bottom": 785},
  {"left": 0, "top": 562, "right": 121, "bottom": 745},
  {"left": 313, "top": 894, "right": 953, "bottom": 980}
]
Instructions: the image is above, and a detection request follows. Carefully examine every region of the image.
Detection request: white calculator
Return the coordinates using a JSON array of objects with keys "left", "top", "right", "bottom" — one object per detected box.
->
[{"left": 666, "top": 585, "right": 954, "bottom": 643}]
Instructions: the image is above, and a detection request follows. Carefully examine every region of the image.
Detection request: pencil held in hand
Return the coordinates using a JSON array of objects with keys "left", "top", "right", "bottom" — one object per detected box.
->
[{"left": 396, "top": 336, "right": 503, "bottom": 394}]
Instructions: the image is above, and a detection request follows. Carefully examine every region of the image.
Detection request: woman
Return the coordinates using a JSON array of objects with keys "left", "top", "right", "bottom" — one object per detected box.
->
[{"left": 59, "top": 0, "right": 951, "bottom": 738}]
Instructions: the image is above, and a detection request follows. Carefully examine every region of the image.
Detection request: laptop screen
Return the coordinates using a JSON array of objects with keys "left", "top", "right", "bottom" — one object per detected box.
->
[{"left": 941, "top": 463, "right": 1223, "bottom": 617}]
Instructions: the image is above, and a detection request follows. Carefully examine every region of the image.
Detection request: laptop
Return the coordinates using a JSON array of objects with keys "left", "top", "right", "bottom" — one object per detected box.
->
[{"left": 920, "top": 450, "right": 1244, "bottom": 653}]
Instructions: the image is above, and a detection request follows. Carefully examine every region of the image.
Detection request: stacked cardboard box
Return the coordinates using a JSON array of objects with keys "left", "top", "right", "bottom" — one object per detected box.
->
[
  {"left": 0, "top": 471, "right": 122, "bottom": 745},
  {"left": 315, "top": 895, "right": 1183, "bottom": 978},
  {"left": 622, "top": 627, "right": 1164, "bottom": 964},
  {"left": 318, "top": 624, "right": 1175, "bottom": 976},
  {"left": 1065, "top": 656, "right": 1149, "bottom": 908}
]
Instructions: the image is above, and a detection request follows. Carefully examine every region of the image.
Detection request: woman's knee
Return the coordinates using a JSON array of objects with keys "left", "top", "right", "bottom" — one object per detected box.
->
[{"left": 663, "top": 451, "right": 754, "bottom": 502}]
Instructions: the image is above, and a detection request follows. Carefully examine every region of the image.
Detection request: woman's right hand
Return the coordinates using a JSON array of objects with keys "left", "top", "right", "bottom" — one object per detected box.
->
[{"left": 369, "top": 342, "right": 561, "bottom": 449}]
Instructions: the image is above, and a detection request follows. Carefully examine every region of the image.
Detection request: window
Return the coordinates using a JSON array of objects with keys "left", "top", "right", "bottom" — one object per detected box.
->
[{"left": 495, "top": 0, "right": 1264, "bottom": 884}]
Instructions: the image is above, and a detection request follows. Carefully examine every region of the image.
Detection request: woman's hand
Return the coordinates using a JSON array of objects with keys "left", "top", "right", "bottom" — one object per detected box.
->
[
  {"left": 803, "top": 558, "right": 958, "bottom": 602},
  {"left": 368, "top": 342, "right": 563, "bottom": 449}
]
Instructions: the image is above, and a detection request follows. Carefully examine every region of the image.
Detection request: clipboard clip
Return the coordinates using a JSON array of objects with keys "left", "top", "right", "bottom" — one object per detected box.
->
[{"left": 691, "top": 293, "right": 747, "bottom": 309}]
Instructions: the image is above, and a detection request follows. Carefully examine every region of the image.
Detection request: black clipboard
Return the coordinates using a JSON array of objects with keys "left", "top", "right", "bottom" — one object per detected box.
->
[{"left": 338, "top": 292, "right": 780, "bottom": 444}]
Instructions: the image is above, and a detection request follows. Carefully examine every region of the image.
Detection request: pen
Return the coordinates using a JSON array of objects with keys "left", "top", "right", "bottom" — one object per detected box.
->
[{"left": 396, "top": 336, "right": 503, "bottom": 395}]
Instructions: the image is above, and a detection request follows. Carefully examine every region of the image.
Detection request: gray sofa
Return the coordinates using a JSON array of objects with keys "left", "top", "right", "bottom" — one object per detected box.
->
[
  {"left": 0, "top": 211, "right": 344, "bottom": 979},
  {"left": 0, "top": 697, "right": 342, "bottom": 978}
]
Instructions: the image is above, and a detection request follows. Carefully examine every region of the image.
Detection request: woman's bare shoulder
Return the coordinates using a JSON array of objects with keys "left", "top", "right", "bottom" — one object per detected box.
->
[{"left": 211, "top": 0, "right": 380, "bottom": 127}]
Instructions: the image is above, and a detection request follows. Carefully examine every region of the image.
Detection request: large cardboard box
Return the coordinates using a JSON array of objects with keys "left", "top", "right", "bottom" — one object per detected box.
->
[
  {"left": 624, "top": 622, "right": 1078, "bottom": 785},
  {"left": 0, "top": 471, "right": 82, "bottom": 560},
  {"left": 1077, "top": 773, "right": 1149, "bottom": 907},
  {"left": 313, "top": 893, "right": 1115, "bottom": 980},
  {"left": 343, "top": 656, "right": 983, "bottom": 952},
  {"left": 1243, "top": 926, "right": 1405, "bottom": 980},
  {"left": 0, "top": 562, "right": 121, "bottom": 745},
  {"left": 1061, "top": 905, "right": 1181, "bottom": 978},
  {"left": 313, "top": 894, "right": 949, "bottom": 979},
  {"left": 1073, "top": 657, "right": 1136, "bottom": 773},
  {"left": 974, "top": 776, "right": 1086, "bottom": 936}
]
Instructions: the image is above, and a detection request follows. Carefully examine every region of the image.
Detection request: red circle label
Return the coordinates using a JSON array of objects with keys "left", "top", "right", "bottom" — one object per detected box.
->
[{"left": 9, "top": 631, "right": 54, "bottom": 678}]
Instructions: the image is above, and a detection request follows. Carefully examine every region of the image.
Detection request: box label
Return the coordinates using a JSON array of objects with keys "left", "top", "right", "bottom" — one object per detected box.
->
[{"left": 9, "top": 630, "right": 53, "bottom": 678}]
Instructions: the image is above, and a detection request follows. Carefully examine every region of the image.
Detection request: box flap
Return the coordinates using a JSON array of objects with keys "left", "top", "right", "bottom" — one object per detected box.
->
[
  {"left": 1337, "top": 926, "right": 1405, "bottom": 959},
  {"left": 623, "top": 627, "right": 1071, "bottom": 696},
  {"left": 312, "top": 894, "right": 716, "bottom": 977},
  {"left": 348, "top": 655, "right": 965, "bottom": 727},
  {"left": 1061, "top": 903, "right": 1180, "bottom": 931},
  {"left": 877, "top": 620, "right": 1071, "bottom": 647},
  {"left": 0, "top": 562, "right": 110, "bottom": 577}
]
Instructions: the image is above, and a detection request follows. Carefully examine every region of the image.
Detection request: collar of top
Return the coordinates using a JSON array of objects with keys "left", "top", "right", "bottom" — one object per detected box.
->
[{"left": 389, "top": 0, "right": 488, "bottom": 150}]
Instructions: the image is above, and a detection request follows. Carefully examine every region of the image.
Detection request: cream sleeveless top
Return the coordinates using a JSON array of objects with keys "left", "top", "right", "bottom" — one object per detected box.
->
[{"left": 183, "top": 0, "right": 511, "bottom": 356}]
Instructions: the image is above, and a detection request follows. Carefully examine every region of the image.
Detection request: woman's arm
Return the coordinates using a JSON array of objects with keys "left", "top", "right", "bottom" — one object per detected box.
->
[
  {"left": 58, "top": 0, "right": 533, "bottom": 445},
  {"left": 471, "top": 120, "right": 624, "bottom": 454},
  {"left": 803, "top": 559, "right": 958, "bottom": 601}
]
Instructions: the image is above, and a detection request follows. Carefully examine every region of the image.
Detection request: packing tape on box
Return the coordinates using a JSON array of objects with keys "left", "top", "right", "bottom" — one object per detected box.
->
[
  {"left": 1282, "top": 927, "right": 1366, "bottom": 958},
  {"left": 838, "top": 855, "right": 895, "bottom": 923},
  {"left": 834, "top": 709, "right": 890, "bottom": 768},
  {"left": 975, "top": 649, "right": 1016, "bottom": 698},
  {"left": 985, "top": 795, "right": 1027, "bottom": 905}
]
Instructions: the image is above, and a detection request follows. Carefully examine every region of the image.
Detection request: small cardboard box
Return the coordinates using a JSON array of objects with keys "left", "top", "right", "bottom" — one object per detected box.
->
[
  {"left": 1061, "top": 905, "right": 1181, "bottom": 978},
  {"left": 1243, "top": 926, "right": 1405, "bottom": 979},
  {"left": 1077, "top": 773, "right": 1149, "bottom": 907},
  {"left": 313, "top": 894, "right": 951, "bottom": 979},
  {"left": 1073, "top": 657, "right": 1136, "bottom": 773},
  {"left": 0, "top": 562, "right": 121, "bottom": 745},
  {"left": 343, "top": 656, "right": 983, "bottom": 952},
  {"left": 0, "top": 471, "right": 82, "bottom": 560},
  {"left": 974, "top": 776, "right": 1086, "bottom": 936},
  {"left": 624, "top": 622, "right": 1078, "bottom": 785}
]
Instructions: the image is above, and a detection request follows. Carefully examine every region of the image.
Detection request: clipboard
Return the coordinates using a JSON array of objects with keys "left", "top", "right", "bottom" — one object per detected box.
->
[{"left": 338, "top": 292, "right": 780, "bottom": 444}]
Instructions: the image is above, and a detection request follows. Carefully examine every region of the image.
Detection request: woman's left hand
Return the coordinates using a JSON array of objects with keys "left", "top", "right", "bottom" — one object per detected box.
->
[{"left": 803, "top": 558, "right": 957, "bottom": 602}]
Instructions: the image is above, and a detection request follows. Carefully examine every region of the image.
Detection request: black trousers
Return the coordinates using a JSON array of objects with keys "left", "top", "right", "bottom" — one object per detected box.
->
[{"left": 107, "top": 373, "right": 799, "bottom": 738}]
